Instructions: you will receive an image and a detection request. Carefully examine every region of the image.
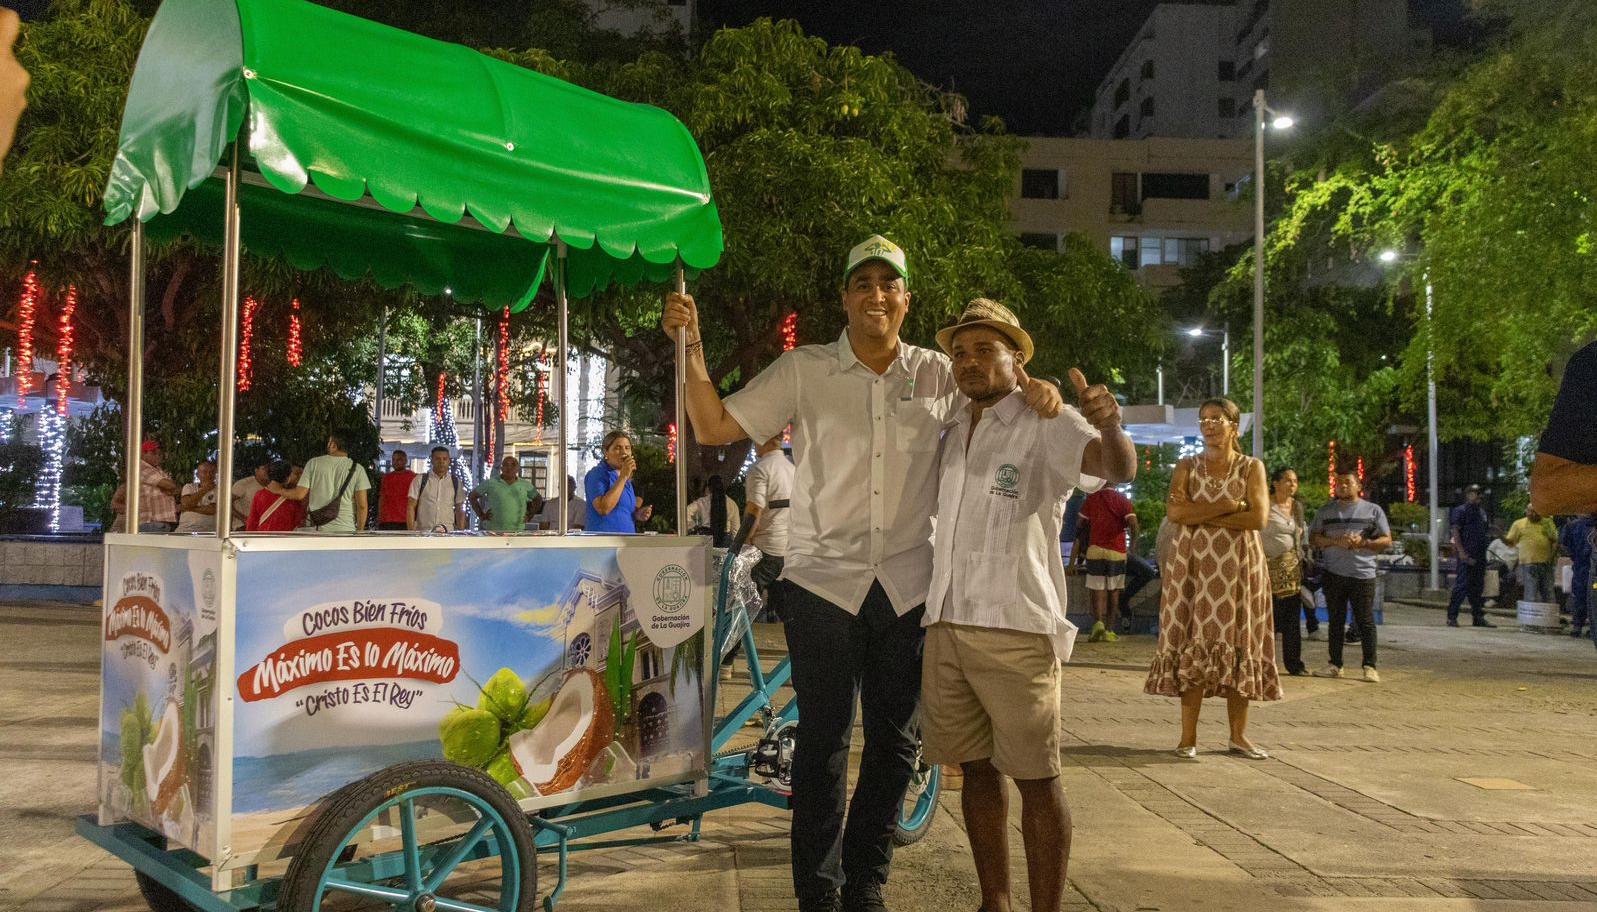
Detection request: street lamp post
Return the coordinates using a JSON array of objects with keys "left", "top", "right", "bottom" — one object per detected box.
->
[
  {"left": 1185, "top": 326, "right": 1231, "bottom": 396},
  {"left": 1252, "top": 89, "right": 1294, "bottom": 459},
  {"left": 1380, "top": 248, "right": 1443, "bottom": 593}
]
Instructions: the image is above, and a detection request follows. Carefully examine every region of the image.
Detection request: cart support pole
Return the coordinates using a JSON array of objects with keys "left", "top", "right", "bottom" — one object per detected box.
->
[
  {"left": 473, "top": 315, "right": 483, "bottom": 481},
  {"left": 375, "top": 305, "right": 386, "bottom": 446},
  {"left": 674, "top": 264, "right": 688, "bottom": 536},
  {"left": 555, "top": 242, "right": 570, "bottom": 534},
  {"left": 124, "top": 221, "right": 146, "bottom": 535},
  {"left": 215, "top": 146, "right": 242, "bottom": 540}
]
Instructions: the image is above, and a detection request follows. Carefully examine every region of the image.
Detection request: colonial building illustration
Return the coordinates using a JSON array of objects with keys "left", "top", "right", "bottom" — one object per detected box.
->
[{"left": 555, "top": 570, "right": 674, "bottom": 756}]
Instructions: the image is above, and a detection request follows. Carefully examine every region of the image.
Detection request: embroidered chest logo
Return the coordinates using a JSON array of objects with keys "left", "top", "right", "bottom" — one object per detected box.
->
[{"left": 990, "top": 463, "right": 1021, "bottom": 499}]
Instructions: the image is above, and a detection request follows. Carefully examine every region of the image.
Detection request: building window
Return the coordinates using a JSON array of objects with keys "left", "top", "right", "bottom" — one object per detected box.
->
[
  {"left": 1110, "top": 235, "right": 1211, "bottom": 269},
  {"left": 1110, "top": 236, "right": 1139, "bottom": 270},
  {"left": 1113, "top": 115, "right": 1130, "bottom": 138},
  {"left": 1218, "top": 97, "right": 1236, "bottom": 119},
  {"left": 1110, "top": 172, "right": 1139, "bottom": 213},
  {"left": 1218, "top": 60, "right": 1235, "bottom": 81},
  {"left": 1020, "top": 168, "right": 1061, "bottom": 200},
  {"left": 1019, "top": 233, "right": 1060, "bottom": 251},
  {"left": 1163, "top": 237, "right": 1211, "bottom": 266},
  {"left": 567, "top": 632, "right": 592, "bottom": 668},
  {"left": 1114, "top": 79, "right": 1130, "bottom": 109},
  {"left": 1139, "top": 96, "right": 1155, "bottom": 117},
  {"left": 1141, "top": 172, "right": 1210, "bottom": 201},
  {"left": 1140, "top": 59, "right": 1155, "bottom": 80}
]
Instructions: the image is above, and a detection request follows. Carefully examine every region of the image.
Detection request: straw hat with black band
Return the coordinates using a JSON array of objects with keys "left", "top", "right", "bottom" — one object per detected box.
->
[{"left": 935, "top": 297, "right": 1034, "bottom": 365}]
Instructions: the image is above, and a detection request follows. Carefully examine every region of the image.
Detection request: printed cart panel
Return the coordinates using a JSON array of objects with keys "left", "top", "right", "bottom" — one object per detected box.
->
[{"left": 226, "top": 543, "right": 708, "bottom": 861}]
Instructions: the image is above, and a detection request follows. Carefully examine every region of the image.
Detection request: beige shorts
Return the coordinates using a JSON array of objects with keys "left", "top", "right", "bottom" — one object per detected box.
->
[{"left": 920, "top": 622, "right": 1061, "bottom": 780}]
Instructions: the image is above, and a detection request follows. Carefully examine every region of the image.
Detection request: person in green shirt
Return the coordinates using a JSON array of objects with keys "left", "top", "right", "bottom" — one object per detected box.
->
[
  {"left": 471, "top": 455, "right": 536, "bottom": 532},
  {"left": 1505, "top": 506, "right": 1559, "bottom": 603}
]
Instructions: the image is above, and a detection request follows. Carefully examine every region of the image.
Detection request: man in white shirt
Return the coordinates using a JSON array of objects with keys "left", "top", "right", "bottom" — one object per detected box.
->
[
  {"left": 534, "top": 474, "right": 586, "bottom": 531},
  {"left": 229, "top": 461, "right": 270, "bottom": 531},
  {"left": 663, "top": 236, "right": 1065, "bottom": 912},
  {"left": 408, "top": 446, "right": 465, "bottom": 531},
  {"left": 923, "top": 300, "right": 1133, "bottom": 912},
  {"left": 743, "top": 433, "right": 794, "bottom": 618},
  {"left": 175, "top": 460, "right": 220, "bottom": 534}
]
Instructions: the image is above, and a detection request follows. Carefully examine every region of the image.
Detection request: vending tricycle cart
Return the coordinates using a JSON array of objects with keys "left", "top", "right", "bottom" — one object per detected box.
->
[{"left": 76, "top": 1, "right": 939, "bottom": 910}]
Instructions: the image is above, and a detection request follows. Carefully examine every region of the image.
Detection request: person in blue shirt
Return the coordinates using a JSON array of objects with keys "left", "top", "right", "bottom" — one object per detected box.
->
[
  {"left": 584, "top": 430, "right": 653, "bottom": 533},
  {"left": 1445, "top": 484, "right": 1495, "bottom": 627},
  {"left": 1561, "top": 515, "right": 1594, "bottom": 638}
]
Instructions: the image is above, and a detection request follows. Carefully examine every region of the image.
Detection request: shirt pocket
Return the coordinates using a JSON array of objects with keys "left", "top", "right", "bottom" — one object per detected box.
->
[
  {"left": 964, "top": 551, "right": 1020, "bottom": 611},
  {"left": 895, "top": 399, "right": 945, "bottom": 452}
]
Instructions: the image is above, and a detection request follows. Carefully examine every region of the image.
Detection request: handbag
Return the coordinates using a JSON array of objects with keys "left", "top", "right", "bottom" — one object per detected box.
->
[{"left": 307, "top": 460, "right": 358, "bottom": 528}]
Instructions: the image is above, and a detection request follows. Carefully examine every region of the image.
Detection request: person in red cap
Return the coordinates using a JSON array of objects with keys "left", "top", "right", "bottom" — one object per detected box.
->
[{"left": 110, "top": 439, "right": 180, "bottom": 532}]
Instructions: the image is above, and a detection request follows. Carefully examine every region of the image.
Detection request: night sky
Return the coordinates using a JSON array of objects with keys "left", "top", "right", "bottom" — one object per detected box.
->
[{"left": 700, "top": 1, "right": 1471, "bottom": 135}]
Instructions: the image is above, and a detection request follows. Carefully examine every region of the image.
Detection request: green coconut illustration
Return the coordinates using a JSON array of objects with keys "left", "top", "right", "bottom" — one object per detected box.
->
[{"left": 439, "top": 707, "right": 503, "bottom": 768}]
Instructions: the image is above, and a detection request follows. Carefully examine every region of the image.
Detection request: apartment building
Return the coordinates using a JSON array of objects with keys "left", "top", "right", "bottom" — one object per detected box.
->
[
  {"left": 1090, "top": 0, "right": 1425, "bottom": 141},
  {"left": 580, "top": 0, "right": 694, "bottom": 37},
  {"left": 1089, "top": 3, "right": 1241, "bottom": 140},
  {"left": 1012, "top": 136, "right": 1253, "bottom": 287}
]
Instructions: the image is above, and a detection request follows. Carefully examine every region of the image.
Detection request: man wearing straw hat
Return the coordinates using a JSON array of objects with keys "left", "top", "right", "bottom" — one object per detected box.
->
[
  {"left": 924, "top": 298, "right": 1134, "bottom": 912},
  {"left": 663, "top": 236, "right": 1067, "bottom": 912}
]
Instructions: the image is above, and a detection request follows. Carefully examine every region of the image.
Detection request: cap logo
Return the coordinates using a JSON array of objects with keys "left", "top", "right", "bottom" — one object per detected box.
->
[{"left": 863, "top": 241, "right": 896, "bottom": 256}]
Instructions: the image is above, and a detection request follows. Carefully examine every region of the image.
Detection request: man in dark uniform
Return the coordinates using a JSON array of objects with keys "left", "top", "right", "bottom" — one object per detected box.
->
[{"left": 1446, "top": 485, "right": 1495, "bottom": 627}]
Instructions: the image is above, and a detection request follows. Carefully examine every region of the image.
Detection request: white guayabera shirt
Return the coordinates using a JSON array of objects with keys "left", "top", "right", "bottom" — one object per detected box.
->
[
  {"left": 924, "top": 388, "right": 1102, "bottom": 661},
  {"left": 723, "top": 330, "right": 958, "bottom": 615}
]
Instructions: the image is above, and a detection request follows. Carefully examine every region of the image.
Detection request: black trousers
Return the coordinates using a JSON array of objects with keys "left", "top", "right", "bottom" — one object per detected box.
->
[
  {"left": 781, "top": 580, "right": 925, "bottom": 902},
  {"left": 1272, "top": 594, "right": 1306, "bottom": 674},
  {"left": 1447, "top": 558, "right": 1487, "bottom": 621},
  {"left": 1324, "top": 572, "right": 1378, "bottom": 669}
]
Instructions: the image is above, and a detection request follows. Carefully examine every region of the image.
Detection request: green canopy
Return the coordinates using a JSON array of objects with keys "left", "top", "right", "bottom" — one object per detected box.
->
[{"left": 103, "top": 0, "right": 722, "bottom": 308}]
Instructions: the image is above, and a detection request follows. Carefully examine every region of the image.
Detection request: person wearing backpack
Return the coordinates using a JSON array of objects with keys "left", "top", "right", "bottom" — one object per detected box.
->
[
  {"left": 277, "top": 432, "right": 370, "bottom": 532},
  {"left": 408, "top": 445, "right": 465, "bottom": 532}
]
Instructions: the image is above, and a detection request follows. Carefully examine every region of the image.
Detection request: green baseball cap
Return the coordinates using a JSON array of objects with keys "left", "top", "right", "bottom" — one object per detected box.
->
[{"left": 843, "top": 235, "right": 909, "bottom": 282}]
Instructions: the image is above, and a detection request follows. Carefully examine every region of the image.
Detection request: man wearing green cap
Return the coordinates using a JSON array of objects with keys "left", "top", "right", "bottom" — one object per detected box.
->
[{"left": 664, "top": 236, "right": 1064, "bottom": 912}]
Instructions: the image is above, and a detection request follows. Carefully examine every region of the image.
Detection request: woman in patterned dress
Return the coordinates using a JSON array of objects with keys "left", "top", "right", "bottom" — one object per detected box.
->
[{"left": 1145, "top": 398, "right": 1281, "bottom": 759}]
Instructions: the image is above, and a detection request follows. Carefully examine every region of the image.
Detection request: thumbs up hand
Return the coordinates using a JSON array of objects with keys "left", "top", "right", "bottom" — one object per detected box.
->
[
  {"left": 1015, "top": 362, "right": 1064, "bottom": 419},
  {"left": 1069, "top": 367, "right": 1122, "bottom": 432}
]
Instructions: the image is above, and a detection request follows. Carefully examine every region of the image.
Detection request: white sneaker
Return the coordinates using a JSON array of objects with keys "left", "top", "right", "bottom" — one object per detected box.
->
[
  {"left": 1363, "top": 665, "right": 1381, "bottom": 683},
  {"left": 1316, "top": 664, "right": 1343, "bottom": 678}
]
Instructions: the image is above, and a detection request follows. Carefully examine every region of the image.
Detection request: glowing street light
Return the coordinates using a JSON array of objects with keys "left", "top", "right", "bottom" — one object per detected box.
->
[{"left": 1251, "top": 89, "right": 1296, "bottom": 458}]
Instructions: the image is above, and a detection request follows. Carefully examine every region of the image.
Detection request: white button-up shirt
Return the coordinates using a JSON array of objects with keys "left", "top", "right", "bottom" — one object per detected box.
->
[
  {"left": 409, "top": 470, "right": 464, "bottom": 530},
  {"left": 724, "top": 330, "right": 957, "bottom": 615},
  {"left": 926, "top": 388, "right": 1101, "bottom": 659},
  {"left": 745, "top": 450, "right": 795, "bottom": 557}
]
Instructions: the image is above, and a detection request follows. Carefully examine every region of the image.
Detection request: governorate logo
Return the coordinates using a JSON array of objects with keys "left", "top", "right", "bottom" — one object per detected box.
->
[
  {"left": 653, "top": 564, "right": 692, "bottom": 613},
  {"left": 991, "top": 463, "right": 1021, "bottom": 499}
]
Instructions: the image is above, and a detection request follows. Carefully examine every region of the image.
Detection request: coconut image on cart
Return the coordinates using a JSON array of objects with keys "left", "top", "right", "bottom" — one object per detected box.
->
[{"left": 78, "top": 0, "right": 938, "bottom": 909}]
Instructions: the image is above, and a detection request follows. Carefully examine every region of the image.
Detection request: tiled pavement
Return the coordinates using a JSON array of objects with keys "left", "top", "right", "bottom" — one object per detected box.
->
[{"left": 4, "top": 599, "right": 1597, "bottom": 911}]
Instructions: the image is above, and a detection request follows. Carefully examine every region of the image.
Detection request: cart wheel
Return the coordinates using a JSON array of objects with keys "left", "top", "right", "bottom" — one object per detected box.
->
[
  {"left": 135, "top": 871, "right": 199, "bottom": 912},
  {"left": 892, "top": 755, "right": 940, "bottom": 847},
  {"left": 277, "top": 760, "right": 536, "bottom": 912}
]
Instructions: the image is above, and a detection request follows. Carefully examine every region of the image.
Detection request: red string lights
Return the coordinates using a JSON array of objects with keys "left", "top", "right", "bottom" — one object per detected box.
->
[
  {"left": 1328, "top": 440, "right": 1337, "bottom": 490},
  {"left": 287, "top": 298, "right": 304, "bottom": 367},
  {"left": 533, "top": 348, "right": 548, "bottom": 445},
  {"left": 54, "top": 286, "right": 77, "bottom": 416},
  {"left": 14, "top": 267, "right": 39, "bottom": 405},
  {"left": 497, "top": 306, "right": 511, "bottom": 425},
  {"left": 667, "top": 422, "right": 678, "bottom": 465},
  {"left": 238, "top": 296, "right": 259, "bottom": 392},
  {"left": 780, "top": 311, "right": 798, "bottom": 352},
  {"left": 1356, "top": 456, "right": 1366, "bottom": 489},
  {"left": 1405, "top": 444, "right": 1418, "bottom": 504}
]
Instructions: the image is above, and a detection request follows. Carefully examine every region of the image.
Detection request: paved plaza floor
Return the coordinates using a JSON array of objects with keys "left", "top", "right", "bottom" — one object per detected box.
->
[{"left": 3, "top": 598, "right": 1596, "bottom": 911}]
